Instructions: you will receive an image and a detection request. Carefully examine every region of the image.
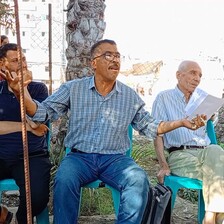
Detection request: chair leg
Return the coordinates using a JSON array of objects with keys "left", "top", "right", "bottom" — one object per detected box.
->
[
  {"left": 198, "top": 189, "right": 205, "bottom": 224},
  {"left": 110, "top": 187, "right": 120, "bottom": 217},
  {"left": 164, "top": 182, "right": 179, "bottom": 210},
  {"left": 170, "top": 187, "right": 179, "bottom": 210},
  {"left": 78, "top": 187, "right": 83, "bottom": 216},
  {"left": 35, "top": 207, "right": 50, "bottom": 224}
]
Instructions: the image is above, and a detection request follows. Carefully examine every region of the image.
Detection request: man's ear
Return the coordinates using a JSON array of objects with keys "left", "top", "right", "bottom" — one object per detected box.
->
[
  {"left": 176, "top": 71, "right": 181, "bottom": 80},
  {"left": 91, "top": 59, "right": 96, "bottom": 70}
]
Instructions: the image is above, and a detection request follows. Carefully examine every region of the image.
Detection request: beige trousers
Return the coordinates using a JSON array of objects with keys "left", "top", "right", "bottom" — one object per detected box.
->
[{"left": 168, "top": 144, "right": 224, "bottom": 212}]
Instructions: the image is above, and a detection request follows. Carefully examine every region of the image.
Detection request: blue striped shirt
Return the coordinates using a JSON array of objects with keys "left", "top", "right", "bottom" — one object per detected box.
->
[
  {"left": 151, "top": 86, "right": 210, "bottom": 149},
  {"left": 32, "top": 76, "right": 160, "bottom": 154}
]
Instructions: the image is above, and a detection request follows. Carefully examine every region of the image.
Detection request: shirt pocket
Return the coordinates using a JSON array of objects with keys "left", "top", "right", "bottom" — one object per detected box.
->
[{"left": 103, "top": 109, "right": 129, "bottom": 130}]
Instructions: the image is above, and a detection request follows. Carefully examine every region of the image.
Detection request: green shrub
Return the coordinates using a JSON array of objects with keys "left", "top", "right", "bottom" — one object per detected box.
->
[
  {"left": 178, "top": 188, "right": 198, "bottom": 204},
  {"left": 80, "top": 188, "right": 114, "bottom": 215}
]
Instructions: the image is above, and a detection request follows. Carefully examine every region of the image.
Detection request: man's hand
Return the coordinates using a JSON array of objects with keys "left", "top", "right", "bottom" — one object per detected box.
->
[
  {"left": 157, "top": 167, "right": 171, "bottom": 184},
  {"left": 0, "top": 70, "right": 6, "bottom": 80},
  {"left": 26, "top": 118, "right": 41, "bottom": 129},
  {"left": 26, "top": 119, "right": 49, "bottom": 136},
  {"left": 210, "top": 113, "right": 216, "bottom": 121},
  {"left": 30, "top": 124, "right": 49, "bottom": 136},
  {"left": 182, "top": 114, "right": 207, "bottom": 130},
  {"left": 0, "top": 69, "right": 32, "bottom": 94}
]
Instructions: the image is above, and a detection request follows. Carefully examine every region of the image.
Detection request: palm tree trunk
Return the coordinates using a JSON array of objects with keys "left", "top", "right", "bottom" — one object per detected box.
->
[
  {"left": 51, "top": 0, "right": 106, "bottom": 165},
  {"left": 65, "top": 0, "right": 106, "bottom": 80}
]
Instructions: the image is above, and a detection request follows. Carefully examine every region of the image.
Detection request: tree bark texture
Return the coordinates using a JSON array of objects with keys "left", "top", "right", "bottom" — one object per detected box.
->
[{"left": 65, "top": 0, "right": 106, "bottom": 80}]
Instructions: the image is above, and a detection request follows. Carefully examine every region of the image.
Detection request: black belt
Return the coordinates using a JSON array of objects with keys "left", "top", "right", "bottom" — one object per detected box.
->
[
  {"left": 168, "top": 145, "right": 205, "bottom": 154},
  {"left": 71, "top": 148, "right": 86, "bottom": 153}
]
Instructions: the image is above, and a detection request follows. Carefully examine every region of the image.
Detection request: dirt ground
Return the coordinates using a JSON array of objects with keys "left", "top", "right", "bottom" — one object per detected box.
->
[
  {"left": 6, "top": 195, "right": 198, "bottom": 224},
  {"left": 77, "top": 196, "right": 198, "bottom": 224}
]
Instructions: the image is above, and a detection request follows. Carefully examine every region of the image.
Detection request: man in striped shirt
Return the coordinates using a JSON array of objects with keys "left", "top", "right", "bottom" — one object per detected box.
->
[
  {"left": 2, "top": 40, "right": 206, "bottom": 224},
  {"left": 152, "top": 60, "right": 224, "bottom": 224}
]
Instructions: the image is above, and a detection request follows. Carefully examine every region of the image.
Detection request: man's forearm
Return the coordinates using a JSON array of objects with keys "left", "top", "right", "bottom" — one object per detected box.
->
[
  {"left": 157, "top": 115, "right": 206, "bottom": 135},
  {"left": 24, "top": 88, "right": 37, "bottom": 116},
  {"left": 154, "top": 136, "right": 169, "bottom": 168},
  {"left": 14, "top": 87, "right": 37, "bottom": 117},
  {"left": 157, "top": 120, "right": 183, "bottom": 135},
  {"left": 0, "top": 121, "right": 31, "bottom": 134}
]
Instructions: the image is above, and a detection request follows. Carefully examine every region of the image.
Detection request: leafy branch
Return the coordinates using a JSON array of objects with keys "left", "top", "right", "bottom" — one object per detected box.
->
[{"left": 0, "top": 0, "right": 15, "bottom": 32}]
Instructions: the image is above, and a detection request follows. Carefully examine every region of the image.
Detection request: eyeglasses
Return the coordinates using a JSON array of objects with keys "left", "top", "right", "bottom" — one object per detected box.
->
[{"left": 92, "top": 51, "right": 124, "bottom": 62}]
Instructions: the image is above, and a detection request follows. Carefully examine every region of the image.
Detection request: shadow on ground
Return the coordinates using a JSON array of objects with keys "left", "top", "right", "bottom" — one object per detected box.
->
[
  {"left": 7, "top": 193, "right": 198, "bottom": 224},
  {"left": 78, "top": 195, "right": 198, "bottom": 224}
]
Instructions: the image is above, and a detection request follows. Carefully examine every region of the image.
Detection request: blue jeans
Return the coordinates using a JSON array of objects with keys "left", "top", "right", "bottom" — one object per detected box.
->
[{"left": 53, "top": 152, "right": 150, "bottom": 224}]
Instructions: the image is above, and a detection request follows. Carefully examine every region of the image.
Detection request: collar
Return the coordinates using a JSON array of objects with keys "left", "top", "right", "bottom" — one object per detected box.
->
[
  {"left": 0, "top": 81, "right": 9, "bottom": 94},
  {"left": 88, "top": 76, "right": 122, "bottom": 93},
  {"left": 0, "top": 80, "right": 31, "bottom": 94},
  {"left": 174, "top": 85, "right": 206, "bottom": 104},
  {"left": 174, "top": 85, "right": 185, "bottom": 102}
]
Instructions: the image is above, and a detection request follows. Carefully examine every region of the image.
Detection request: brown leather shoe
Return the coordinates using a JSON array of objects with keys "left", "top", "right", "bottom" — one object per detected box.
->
[{"left": 0, "top": 206, "right": 13, "bottom": 224}]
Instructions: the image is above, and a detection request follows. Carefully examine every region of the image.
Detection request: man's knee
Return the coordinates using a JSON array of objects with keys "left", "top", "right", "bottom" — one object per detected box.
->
[
  {"left": 206, "top": 145, "right": 224, "bottom": 159},
  {"left": 126, "top": 167, "right": 149, "bottom": 190}
]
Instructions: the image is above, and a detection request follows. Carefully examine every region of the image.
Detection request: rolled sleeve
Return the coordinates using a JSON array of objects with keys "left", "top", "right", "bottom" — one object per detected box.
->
[
  {"left": 132, "top": 109, "right": 161, "bottom": 140},
  {"left": 143, "top": 115, "right": 161, "bottom": 139},
  {"left": 29, "top": 100, "right": 48, "bottom": 122}
]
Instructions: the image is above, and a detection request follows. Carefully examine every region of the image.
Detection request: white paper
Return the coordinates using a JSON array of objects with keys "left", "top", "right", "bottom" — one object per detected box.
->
[{"left": 185, "top": 94, "right": 224, "bottom": 120}]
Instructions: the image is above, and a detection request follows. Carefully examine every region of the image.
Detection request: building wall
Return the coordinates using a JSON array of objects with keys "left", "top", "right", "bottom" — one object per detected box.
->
[{"left": 1, "top": 0, "right": 67, "bottom": 91}]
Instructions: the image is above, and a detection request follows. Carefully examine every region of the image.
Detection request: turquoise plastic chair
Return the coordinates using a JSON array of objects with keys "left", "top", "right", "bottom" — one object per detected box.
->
[
  {"left": 0, "top": 124, "right": 51, "bottom": 224},
  {"left": 164, "top": 119, "right": 217, "bottom": 224},
  {"left": 65, "top": 125, "right": 133, "bottom": 217},
  {"left": 0, "top": 179, "right": 49, "bottom": 223}
]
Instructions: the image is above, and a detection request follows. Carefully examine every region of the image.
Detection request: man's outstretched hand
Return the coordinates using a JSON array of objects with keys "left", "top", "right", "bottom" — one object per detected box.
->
[{"left": 183, "top": 114, "right": 207, "bottom": 130}]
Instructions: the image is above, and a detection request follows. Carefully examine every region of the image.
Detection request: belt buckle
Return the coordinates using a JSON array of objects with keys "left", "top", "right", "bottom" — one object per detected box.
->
[
  {"left": 183, "top": 145, "right": 205, "bottom": 150},
  {"left": 183, "top": 145, "right": 193, "bottom": 149}
]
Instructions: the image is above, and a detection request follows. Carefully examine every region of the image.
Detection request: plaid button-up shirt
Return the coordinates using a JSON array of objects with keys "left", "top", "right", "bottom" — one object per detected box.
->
[{"left": 32, "top": 76, "right": 159, "bottom": 154}]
